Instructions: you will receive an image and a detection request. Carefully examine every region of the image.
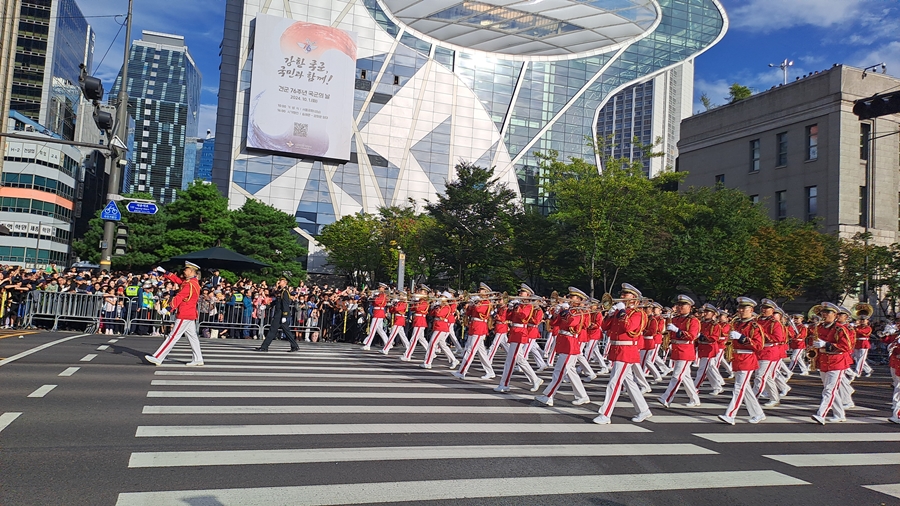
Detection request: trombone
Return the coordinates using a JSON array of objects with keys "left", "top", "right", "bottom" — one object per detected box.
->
[{"left": 598, "top": 293, "right": 654, "bottom": 311}]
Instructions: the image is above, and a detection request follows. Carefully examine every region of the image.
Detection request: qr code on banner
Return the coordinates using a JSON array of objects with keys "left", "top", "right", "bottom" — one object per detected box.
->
[{"left": 293, "top": 122, "right": 308, "bottom": 137}]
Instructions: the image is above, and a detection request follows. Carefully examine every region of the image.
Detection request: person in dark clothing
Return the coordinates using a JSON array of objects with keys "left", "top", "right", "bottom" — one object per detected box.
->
[{"left": 256, "top": 277, "right": 299, "bottom": 352}]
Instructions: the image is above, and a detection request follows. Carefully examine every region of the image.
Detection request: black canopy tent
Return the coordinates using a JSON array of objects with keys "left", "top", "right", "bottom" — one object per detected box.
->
[{"left": 168, "top": 247, "right": 271, "bottom": 272}]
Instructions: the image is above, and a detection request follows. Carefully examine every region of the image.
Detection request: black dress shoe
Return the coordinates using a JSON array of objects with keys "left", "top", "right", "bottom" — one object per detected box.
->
[
  {"left": 255, "top": 347, "right": 268, "bottom": 352},
  {"left": 287, "top": 348, "right": 300, "bottom": 352}
]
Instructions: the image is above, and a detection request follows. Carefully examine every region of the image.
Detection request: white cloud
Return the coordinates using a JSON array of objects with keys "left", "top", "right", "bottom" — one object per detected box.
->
[
  {"left": 851, "top": 41, "right": 900, "bottom": 81},
  {"left": 729, "top": 0, "right": 866, "bottom": 33},
  {"left": 198, "top": 103, "right": 218, "bottom": 138}
]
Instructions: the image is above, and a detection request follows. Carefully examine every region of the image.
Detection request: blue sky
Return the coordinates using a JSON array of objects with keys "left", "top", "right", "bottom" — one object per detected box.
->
[{"left": 80, "top": 0, "right": 900, "bottom": 136}]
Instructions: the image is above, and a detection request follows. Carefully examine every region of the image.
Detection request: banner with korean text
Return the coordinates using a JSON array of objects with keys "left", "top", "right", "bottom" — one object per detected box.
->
[{"left": 247, "top": 14, "right": 357, "bottom": 161}]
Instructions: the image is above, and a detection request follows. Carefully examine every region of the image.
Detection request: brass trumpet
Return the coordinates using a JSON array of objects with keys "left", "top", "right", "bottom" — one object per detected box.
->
[{"left": 599, "top": 293, "right": 654, "bottom": 311}]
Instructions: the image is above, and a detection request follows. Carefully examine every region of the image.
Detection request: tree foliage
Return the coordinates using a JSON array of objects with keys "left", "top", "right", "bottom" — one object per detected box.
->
[{"left": 728, "top": 83, "right": 752, "bottom": 103}]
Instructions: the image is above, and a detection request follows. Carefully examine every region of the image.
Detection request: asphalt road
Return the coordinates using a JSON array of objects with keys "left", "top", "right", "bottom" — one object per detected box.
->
[{"left": 1, "top": 329, "right": 898, "bottom": 506}]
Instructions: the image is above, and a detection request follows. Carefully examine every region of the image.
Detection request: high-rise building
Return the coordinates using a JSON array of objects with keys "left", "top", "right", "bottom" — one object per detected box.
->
[
  {"left": 214, "top": 0, "right": 727, "bottom": 270},
  {"left": 110, "top": 31, "right": 201, "bottom": 203},
  {"left": 197, "top": 132, "right": 214, "bottom": 183},
  {"left": 0, "top": 0, "right": 22, "bottom": 177},
  {"left": 9, "top": 0, "right": 95, "bottom": 141},
  {"left": 678, "top": 65, "right": 900, "bottom": 246},
  {"left": 595, "top": 62, "right": 694, "bottom": 176}
]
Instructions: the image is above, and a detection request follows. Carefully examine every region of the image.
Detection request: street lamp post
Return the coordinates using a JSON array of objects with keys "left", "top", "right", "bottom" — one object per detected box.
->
[{"left": 768, "top": 58, "right": 794, "bottom": 85}]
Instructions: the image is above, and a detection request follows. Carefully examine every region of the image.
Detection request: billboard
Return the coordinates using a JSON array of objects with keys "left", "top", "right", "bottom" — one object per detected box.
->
[{"left": 247, "top": 14, "right": 357, "bottom": 161}]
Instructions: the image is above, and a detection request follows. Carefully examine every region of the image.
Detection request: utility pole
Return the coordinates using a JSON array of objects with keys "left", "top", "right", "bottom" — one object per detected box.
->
[{"left": 100, "top": 0, "right": 133, "bottom": 271}]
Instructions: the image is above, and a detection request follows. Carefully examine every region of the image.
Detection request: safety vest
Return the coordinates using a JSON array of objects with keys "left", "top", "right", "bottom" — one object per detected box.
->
[
  {"left": 125, "top": 285, "right": 140, "bottom": 297},
  {"left": 233, "top": 293, "right": 244, "bottom": 302},
  {"left": 141, "top": 291, "right": 154, "bottom": 308}
]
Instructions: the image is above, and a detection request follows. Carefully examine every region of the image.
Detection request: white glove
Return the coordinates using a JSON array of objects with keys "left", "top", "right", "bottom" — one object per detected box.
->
[
  {"left": 281, "top": 317, "right": 287, "bottom": 323},
  {"left": 813, "top": 339, "right": 827, "bottom": 349},
  {"left": 666, "top": 323, "right": 679, "bottom": 333},
  {"left": 611, "top": 302, "right": 625, "bottom": 312},
  {"left": 729, "top": 330, "right": 742, "bottom": 340},
  {"left": 159, "top": 308, "right": 169, "bottom": 316},
  {"left": 559, "top": 302, "right": 569, "bottom": 310},
  {"left": 884, "top": 324, "right": 898, "bottom": 335},
  {"left": 155, "top": 266, "right": 166, "bottom": 273}
]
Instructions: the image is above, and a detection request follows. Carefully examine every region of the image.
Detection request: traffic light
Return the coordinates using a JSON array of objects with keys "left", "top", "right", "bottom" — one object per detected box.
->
[
  {"left": 78, "top": 63, "right": 113, "bottom": 135},
  {"left": 114, "top": 223, "right": 128, "bottom": 256},
  {"left": 853, "top": 91, "right": 900, "bottom": 120},
  {"left": 93, "top": 107, "right": 114, "bottom": 131}
]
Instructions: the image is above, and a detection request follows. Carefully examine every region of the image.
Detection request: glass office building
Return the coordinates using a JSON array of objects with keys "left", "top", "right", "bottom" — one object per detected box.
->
[
  {"left": 214, "top": 0, "right": 727, "bottom": 269},
  {"left": 110, "top": 31, "right": 201, "bottom": 203}
]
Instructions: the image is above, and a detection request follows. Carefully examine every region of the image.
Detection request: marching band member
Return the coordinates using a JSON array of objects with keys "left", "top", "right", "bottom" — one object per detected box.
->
[
  {"left": 573, "top": 300, "right": 598, "bottom": 382},
  {"left": 787, "top": 313, "right": 810, "bottom": 375},
  {"left": 718, "top": 297, "right": 766, "bottom": 425},
  {"left": 850, "top": 312, "right": 873, "bottom": 379},
  {"left": 694, "top": 303, "right": 725, "bottom": 395},
  {"left": 380, "top": 292, "right": 409, "bottom": 354},
  {"left": 494, "top": 284, "right": 542, "bottom": 393},
  {"left": 638, "top": 303, "right": 662, "bottom": 385},
  {"left": 545, "top": 304, "right": 564, "bottom": 367},
  {"left": 658, "top": 294, "right": 702, "bottom": 408},
  {"left": 446, "top": 291, "right": 464, "bottom": 357},
  {"left": 487, "top": 303, "right": 509, "bottom": 363},
  {"left": 535, "top": 287, "right": 590, "bottom": 407},
  {"left": 716, "top": 310, "right": 734, "bottom": 378},
  {"left": 401, "top": 287, "right": 431, "bottom": 362},
  {"left": 583, "top": 298, "right": 610, "bottom": 376},
  {"left": 653, "top": 307, "right": 674, "bottom": 377},
  {"left": 145, "top": 262, "right": 204, "bottom": 366},
  {"left": 420, "top": 292, "right": 460, "bottom": 369},
  {"left": 361, "top": 283, "right": 389, "bottom": 350},
  {"left": 880, "top": 322, "right": 900, "bottom": 424},
  {"left": 593, "top": 283, "right": 652, "bottom": 424},
  {"left": 810, "top": 302, "right": 854, "bottom": 424},
  {"left": 454, "top": 283, "right": 495, "bottom": 380},
  {"left": 770, "top": 309, "right": 793, "bottom": 398},
  {"left": 753, "top": 299, "right": 786, "bottom": 407},
  {"left": 835, "top": 305, "right": 857, "bottom": 409},
  {"left": 524, "top": 304, "right": 549, "bottom": 372}
]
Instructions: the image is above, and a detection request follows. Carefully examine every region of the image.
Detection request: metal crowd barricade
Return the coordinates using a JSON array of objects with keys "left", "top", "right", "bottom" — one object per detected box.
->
[
  {"left": 198, "top": 300, "right": 262, "bottom": 339},
  {"left": 23, "top": 291, "right": 108, "bottom": 332},
  {"left": 257, "top": 301, "right": 324, "bottom": 342}
]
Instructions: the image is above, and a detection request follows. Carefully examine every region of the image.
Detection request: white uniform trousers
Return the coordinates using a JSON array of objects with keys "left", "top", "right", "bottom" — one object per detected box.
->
[
  {"left": 402, "top": 326, "right": 429, "bottom": 360},
  {"left": 777, "top": 357, "right": 792, "bottom": 379},
  {"left": 487, "top": 332, "right": 508, "bottom": 363},
  {"left": 631, "top": 362, "right": 651, "bottom": 391},
  {"left": 587, "top": 340, "right": 610, "bottom": 371},
  {"left": 838, "top": 370, "right": 854, "bottom": 406},
  {"left": 525, "top": 340, "right": 547, "bottom": 370},
  {"left": 816, "top": 369, "right": 848, "bottom": 419},
  {"left": 498, "top": 342, "right": 539, "bottom": 388},
  {"left": 753, "top": 360, "right": 780, "bottom": 403},
  {"left": 788, "top": 349, "right": 809, "bottom": 375},
  {"left": 660, "top": 360, "right": 700, "bottom": 405},
  {"left": 694, "top": 357, "right": 725, "bottom": 391},
  {"left": 598, "top": 360, "right": 649, "bottom": 418},
  {"left": 543, "top": 333, "right": 557, "bottom": 358},
  {"left": 715, "top": 349, "right": 733, "bottom": 376},
  {"left": 641, "top": 346, "right": 663, "bottom": 382},
  {"left": 654, "top": 348, "right": 672, "bottom": 375},
  {"left": 423, "top": 330, "right": 453, "bottom": 367},
  {"left": 724, "top": 370, "right": 764, "bottom": 420},
  {"left": 381, "top": 325, "right": 409, "bottom": 353},
  {"left": 574, "top": 342, "right": 596, "bottom": 377},
  {"left": 772, "top": 367, "right": 791, "bottom": 395},
  {"left": 891, "top": 369, "right": 900, "bottom": 419},
  {"left": 458, "top": 334, "right": 494, "bottom": 377},
  {"left": 542, "top": 353, "right": 587, "bottom": 401},
  {"left": 149, "top": 319, "right": 202, "bottom": 363},
  {"left": 448, "top": 326, "right": 463, "bottom": 354},
  {"left": 362, "top": 317, "right": 389, "bottom": 348},
  {"left": 851, "top": 349, "right": 873, "bottom": 378}
]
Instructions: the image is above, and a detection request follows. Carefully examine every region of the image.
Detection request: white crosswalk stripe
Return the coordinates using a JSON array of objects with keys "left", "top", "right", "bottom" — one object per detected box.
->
[{"left": 115, "top": 340, "right": 895, "bottom": 504}]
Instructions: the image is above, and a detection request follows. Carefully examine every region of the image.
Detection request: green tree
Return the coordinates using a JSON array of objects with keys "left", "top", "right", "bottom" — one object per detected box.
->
[
  {"left": 727, "top": 83, "right": 752, "bottom": 103},
  {"left": 424, "top": 162, "right": 519, "bottom": 289},
  {"left": 159, "top": 181, "right": 232, "bottom": 259},
  {"left": 229, "top": 198, "right": 307, "bottom": 282},
  {"left": 509, "top": 209, "right": 573, "bottom": 294},
  {"left": 700, "top": 92, "right": 716, "bottom": 111},
  {"left": 317, "top": 213, "right": 385, "bottom": 287},
  {"left": 377, "top": 204, "right": 438, "bottom": 287}
]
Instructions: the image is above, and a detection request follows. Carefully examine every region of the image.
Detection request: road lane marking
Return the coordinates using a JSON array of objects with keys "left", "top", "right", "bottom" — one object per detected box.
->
[
  {"left": 108, "top": 339, "right": 119, "bottom": 343},
  {"left": 863, "top": 484, "right": 900, "bottom": 500},
  {"left": 58, "top": 367, "right": 80, "bottom": 377},
  {"left": 114, "top": 470, "right": 806, "bottom": 505},
  {"left": 128, "top": 443, "right": 715, "bottom": 468},
  {"left": 150, "top": 380, "right": 484, "bottom": 389},
  {"left": 135, "top": 422, "right": 650, "bottom": 437},
  {"left": 142, "top": 405, "right": 591, "bottom": 415},
  {"left": 80, "top": 354, "right": 98, "bottom": 362},
  {"left": 0, "top": 331, "right": 39, "bottom": 339},
  {"left": 153, "top": 371, "right": 438, "bottom": 379},
  {"left": 97, "top": 345, "right": 109, "bottom": 351},
  {"left": 155, "top": 364, "right": 399, "bottom": 371},
  {"left": 147, "top": 391, "right": 537, "bottom": 399},
  {"left": 765, "top": 452, "right": 900, "bottom": 467},
  {"left": 695, "top": 432, "right": 900, "bottom": 443},
  {"left": 27, "top": 385, "right": 57, "bottom": 398},
  {"left": 650, "top": 414, "right": 885, "bottom": 424},
  {"left": 0, "top": 412, "right": 22, "bottom": 433},
  {"left": 0, "top": 333, "right": 90, "bottom": 367}
]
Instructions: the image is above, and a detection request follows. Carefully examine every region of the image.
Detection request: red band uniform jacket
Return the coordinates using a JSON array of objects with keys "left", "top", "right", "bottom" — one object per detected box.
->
[
  {"left": 731, "top": 319, "right": 765, "bottom": 371},
  {"left": 668, "top": 313, "right": 700, "bottom": 362},
  {"left": 601, "top": 306, "right": 647, "bottom": 364}
]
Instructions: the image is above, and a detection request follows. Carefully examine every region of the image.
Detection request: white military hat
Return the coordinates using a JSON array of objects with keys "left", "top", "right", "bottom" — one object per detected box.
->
[
  {"left": 621, "top": 283, "right": 641, "bottom": 298},
  {"left": 736, "top": 297, "right": 757, "bottom": 307},
  {"left": 675, "top": 294, "right": 695, "bottom": 306}
]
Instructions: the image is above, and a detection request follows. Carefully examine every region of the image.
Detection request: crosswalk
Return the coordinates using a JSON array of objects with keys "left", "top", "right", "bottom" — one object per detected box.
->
[{"left": 115, "top": 340, "right": 900, "bottom": 505}]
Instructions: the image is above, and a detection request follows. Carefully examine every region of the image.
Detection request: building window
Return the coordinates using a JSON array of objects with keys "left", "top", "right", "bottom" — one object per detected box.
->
[
  {"left": 776, "top": 132, "right": 788, "bottom": 167},
  {"left": 749, "top": 139, "right": 760, "bottom": 172},
  {"left": 860, "top": 123, "right": 871, "bottom": 160},
  {"left": 750, "top": 194, "right": 759, "bottom": 205},
  {"left": 715, "top": 174, "right": 725, "bottom": 185},
  {"left": 806, "top": 125, "right": 818, "bottom": 160},
  {"left": 859, "top": 186, "right": 868, "bottom": 226},
  {"left": 776, "top": 190, "right": 787, "bottom": 220},
  {"left": 806, "top": 186, "right": 817, "bottom": 222}
]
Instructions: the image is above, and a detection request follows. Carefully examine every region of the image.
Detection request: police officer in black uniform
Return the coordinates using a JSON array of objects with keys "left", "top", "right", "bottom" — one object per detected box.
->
[{"left": 256, "top": 277, "right": 300, "bottom": 352}]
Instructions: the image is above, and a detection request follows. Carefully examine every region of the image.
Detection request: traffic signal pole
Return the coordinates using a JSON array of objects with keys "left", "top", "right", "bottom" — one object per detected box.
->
[{"left": 100, "top": 0, "right": 133, "bottom": 271}]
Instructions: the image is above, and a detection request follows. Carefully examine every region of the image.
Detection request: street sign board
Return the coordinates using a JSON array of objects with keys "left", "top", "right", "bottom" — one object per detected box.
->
[
  {"left": 126, "top": 201, "right": 158, "bottom": 215},
  {"left": 100, "top": 200, "right": 121, "bottom": 221}
]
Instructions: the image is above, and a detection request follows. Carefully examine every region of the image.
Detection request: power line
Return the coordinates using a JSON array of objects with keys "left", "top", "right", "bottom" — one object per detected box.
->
[
  {"left": 93, "top": 15, "right": 128, "bottom": 74},
  {"left": 0, "top": 14, "right": 125, "bottom": 22}
]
